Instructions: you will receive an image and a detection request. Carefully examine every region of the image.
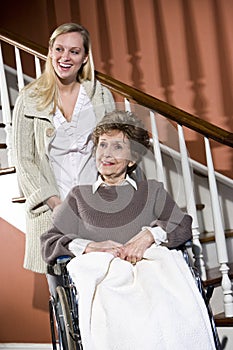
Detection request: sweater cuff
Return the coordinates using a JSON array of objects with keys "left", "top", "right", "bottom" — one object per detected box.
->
[
  {"left": 142, "top": 226, "right": 167, "bottom": 246},
  {"left": 68, "top": 238, "right": 92, "bottom": 256}
]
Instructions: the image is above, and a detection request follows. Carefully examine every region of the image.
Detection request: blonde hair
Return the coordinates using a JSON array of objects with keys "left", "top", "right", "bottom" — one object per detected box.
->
[{"left": 26, "top": 23, "right": 95, "bottom": 113}]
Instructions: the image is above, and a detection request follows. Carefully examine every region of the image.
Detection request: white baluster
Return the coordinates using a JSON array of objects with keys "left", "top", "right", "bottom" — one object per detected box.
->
[
  {"left": 150, "top": 111, "right": 167, "bottom": 187},
  {"left": 124, "top": 99, "right": 146, "bottom": 180},
  {"left": 178, "top": 125, "right": 207, "bottom": 279},
  {"left": 204, "top": 137, "right": 233, "bottom": 317},
  {"left": 124, "top": 98, "right": 131, "bottom": 112},
  {"left": 0, "top": 42, "right": 13, "bottom": 166},
  {"left": 35, "top": 56, "right": 42, "bottom": 78},
  {"left": 14, "top": 46, "right": 24, "bottom": 90}
]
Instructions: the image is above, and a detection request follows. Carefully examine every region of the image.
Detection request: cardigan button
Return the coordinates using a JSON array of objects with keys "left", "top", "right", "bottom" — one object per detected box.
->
[{"left": 46, "top": 127, "right": 55, "bottom": 137}]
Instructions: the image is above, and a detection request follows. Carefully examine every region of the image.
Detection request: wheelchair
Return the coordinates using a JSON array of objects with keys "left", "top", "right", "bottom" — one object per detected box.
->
[{"left": 46, "top": 245, "right": 222, "bottom": 350}]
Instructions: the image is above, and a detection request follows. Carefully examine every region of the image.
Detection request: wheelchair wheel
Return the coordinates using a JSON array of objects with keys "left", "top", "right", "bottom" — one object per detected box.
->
[
  {"left": 56, "top": 286, "right": 78, "bottom": 350},
  {"left": 49, "top": 297, "right": 60, "bottom": 350}
]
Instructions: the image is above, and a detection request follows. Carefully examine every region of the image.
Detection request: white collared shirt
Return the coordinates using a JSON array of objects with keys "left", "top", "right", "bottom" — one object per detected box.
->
[
  {"left": 48, "top": 85, "right": 97, "bottom": 200},
  {"left": 92, "top": 174, "right": 138, "bottom": 193}
]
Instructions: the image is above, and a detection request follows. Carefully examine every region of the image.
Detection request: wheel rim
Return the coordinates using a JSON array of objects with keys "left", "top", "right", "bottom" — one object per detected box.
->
[{"left": 56, "top": 286, "right": 77, "bottom": 350}]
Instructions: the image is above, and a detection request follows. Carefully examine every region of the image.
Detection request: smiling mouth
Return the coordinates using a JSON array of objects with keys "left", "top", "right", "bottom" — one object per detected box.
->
[
  {"left": 59, "top": 62, "right": 72, "bottom": 68},
  {"left": 102, "top": 161, "right": 114, "bottom": 166}
]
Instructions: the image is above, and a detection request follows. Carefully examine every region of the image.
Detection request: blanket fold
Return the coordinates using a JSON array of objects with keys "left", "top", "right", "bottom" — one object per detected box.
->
[{"left": 67, "top": 245, "right": 216, "bottom": 350}]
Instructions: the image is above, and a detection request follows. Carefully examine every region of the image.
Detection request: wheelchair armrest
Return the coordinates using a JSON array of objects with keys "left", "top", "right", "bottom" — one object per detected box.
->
[
  {"left": 47, "top": 255, "right": 73, "bottom": 276},
  {"left": 184, "top": 240, "right": 193, "bottom": 248},
  {"left": 176, "top": 239, "right": 193, "bottom": 251},
  {"left": 56, "top": 255, "right": 72, "bottom": 264}
]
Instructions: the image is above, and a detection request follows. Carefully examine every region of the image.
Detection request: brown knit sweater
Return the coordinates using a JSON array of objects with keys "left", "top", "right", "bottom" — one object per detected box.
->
[{"left": 41, "top": 179, "right": 192, "bottom": 265}]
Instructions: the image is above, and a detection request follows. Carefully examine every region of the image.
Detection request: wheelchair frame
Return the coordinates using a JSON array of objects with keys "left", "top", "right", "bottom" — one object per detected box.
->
[
  {"left": 48, "top": 256, "right": 83, "bottom": 350},
  {"left": 47, "top": 248, "right": 222, "bottom": 350}
]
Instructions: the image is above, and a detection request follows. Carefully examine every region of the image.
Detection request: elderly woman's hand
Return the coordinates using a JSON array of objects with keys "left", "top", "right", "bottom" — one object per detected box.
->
[
  {"left": 119, "top": 229, "right": 154, "bottom": 264},
  {"left": 85, "top": 240, "right": 123, "bottom": 257}
]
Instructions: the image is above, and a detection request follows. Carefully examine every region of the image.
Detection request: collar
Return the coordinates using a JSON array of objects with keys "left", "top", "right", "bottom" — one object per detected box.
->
[
  {"left": 22, "top": 87, "right": 54, "bottom": 120},
  {"left": 92, "top": 174, "right": 138, "bottom": 193},
  {"left": 23, "top": 81, "right": 94, "bottom": 120}
]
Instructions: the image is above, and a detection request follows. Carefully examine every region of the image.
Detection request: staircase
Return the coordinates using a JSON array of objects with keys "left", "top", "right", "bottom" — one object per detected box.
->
[{"left": 1, "top": 28, "right": 233, "bottom": 348}]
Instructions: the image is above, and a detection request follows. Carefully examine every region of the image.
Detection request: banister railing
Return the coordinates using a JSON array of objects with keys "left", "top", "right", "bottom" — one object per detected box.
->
[
  {"left": 0, "top": 28, "right": 233, "bottom": 317},
  {"left": 0, "top": 28, "right": 47, "bottom": 59},
  {"left": 95, "top": 71, "right": 233, "bottom": 148},
  {"left": 1, "top": 27, "right": 233, "bottom": 147}
]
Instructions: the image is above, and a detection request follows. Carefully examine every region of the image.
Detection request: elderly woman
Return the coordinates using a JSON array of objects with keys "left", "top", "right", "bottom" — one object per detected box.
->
[
  {"left": 41, "top": 110, "right": 192, "bottom": 264},
  {"left": 41, "top": 110, "right": 216, "bottom": 350}
]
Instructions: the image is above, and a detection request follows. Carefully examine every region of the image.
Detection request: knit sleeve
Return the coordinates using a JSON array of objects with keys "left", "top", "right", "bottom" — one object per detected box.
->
[
  {"left": 40, "top": 189, "right": 81, "bottom": 264},
  {"left": 150, "top": 181, "right": 192, "bottom": 248},
  {"left": 12, "top": 90, "right": 60, "bottom": 213}
]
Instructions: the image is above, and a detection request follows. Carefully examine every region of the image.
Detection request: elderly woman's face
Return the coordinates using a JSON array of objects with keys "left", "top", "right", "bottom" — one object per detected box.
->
[{"left": 96, "top": 130, "right": 135, "bottom": 184}]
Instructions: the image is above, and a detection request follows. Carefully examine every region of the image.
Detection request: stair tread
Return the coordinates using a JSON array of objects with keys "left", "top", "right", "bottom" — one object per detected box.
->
[
  {"left": 214, "top": 312, "right": 233, "bottom": 327},
  {"left": 0, "top": 166, "right": 16, "bottom": 175},
  {"left": 203, "top": 262, "right": 233, "bottom": 287},
  {"left": 200, "top": 230, "right": 233, "bottom": 243},
  {"left": 12, "top": 196, "right": 26, "bottom": 203}
]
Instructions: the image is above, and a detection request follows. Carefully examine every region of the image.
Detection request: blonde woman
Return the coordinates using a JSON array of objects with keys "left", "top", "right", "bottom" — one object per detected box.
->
[{"left": 13, "top": 23, "right": 115, "bottom": 273}]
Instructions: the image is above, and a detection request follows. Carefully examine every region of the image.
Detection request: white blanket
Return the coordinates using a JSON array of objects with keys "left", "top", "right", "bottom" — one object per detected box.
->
[{"left": 67, "top": 245, "right": 216, "bottom": 350}]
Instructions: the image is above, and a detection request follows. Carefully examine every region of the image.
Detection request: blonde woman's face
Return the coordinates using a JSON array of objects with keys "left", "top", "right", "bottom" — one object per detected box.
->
[{"left": 49, "top": 32, "right": 88, "bottom": 82}]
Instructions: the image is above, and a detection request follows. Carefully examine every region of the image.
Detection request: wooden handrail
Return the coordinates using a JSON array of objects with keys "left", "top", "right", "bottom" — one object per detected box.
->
[
  {"left": 95, "top": 71, "right": 233, "bottom": 147},
  {"left": 0, "top": 28, "right": 47, "bottom": 59},
  {"left": 1, "top": 27, "right": 233, "bottom": 148}
]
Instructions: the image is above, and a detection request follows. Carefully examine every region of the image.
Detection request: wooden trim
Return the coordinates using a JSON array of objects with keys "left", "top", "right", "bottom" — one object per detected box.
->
[
  {"left": 11, "top": 196, "right": 26, "bottom": 203},
  {"left": 1, "top": 28, "right": 233, "bottom": 148},
  {"left": 200, "top": 230, "right": 233, "bottom": 244},
  {"left": 214, "top": 312, "right": 233, "bottom": 327},
  {"left": 0, "top": 166, "right": 16, "bottom": 175}
]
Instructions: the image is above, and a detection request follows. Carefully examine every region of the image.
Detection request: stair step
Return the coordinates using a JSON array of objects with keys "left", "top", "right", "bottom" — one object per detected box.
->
[
  {"left": 0, "top": 166, "right": 16, "bottom": 175},
  {"left": 214, "top": 312, "right": 233, "bottom": 327},
  {"left": 200, "top": 230, "right": 233, "bottom": 244},
  {"left": 181, "top": 204, "right": 205, "bottom": 212},
  {"left": 203, "top": 262, "right": 233, "bottom": 287},
  {"left": 12, "top": 196, "right": 25, "bottom": 203}
]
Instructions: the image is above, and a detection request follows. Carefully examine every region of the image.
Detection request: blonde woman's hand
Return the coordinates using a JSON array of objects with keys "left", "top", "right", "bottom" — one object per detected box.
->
[
  {"left": 46, "top": 196, "right": 62, "bottom": 218},
  {"left": 47, "top": 195, "right": 62, "bottom": 210}
]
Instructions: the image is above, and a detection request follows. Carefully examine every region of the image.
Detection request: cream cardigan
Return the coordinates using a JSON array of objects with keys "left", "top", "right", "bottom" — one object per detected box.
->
[{"left": 12, "top": 79, "right": 115, "bottom": 273}]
